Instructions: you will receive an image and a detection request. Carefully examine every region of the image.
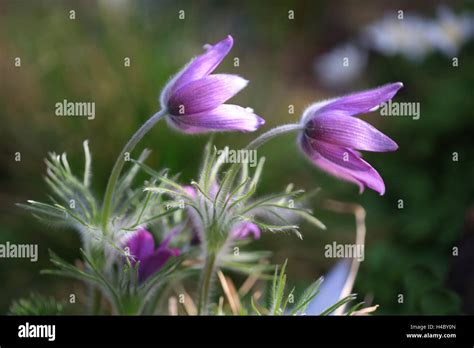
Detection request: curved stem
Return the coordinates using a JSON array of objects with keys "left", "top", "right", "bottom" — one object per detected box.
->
[
  {"left": 101, "top": 109, "right": 167, "bottom": 234},
  {"left": 221, "top": 123, "right": 303, "bottom": 192},
  {"left": 219, "top": 123, "right": 303, "bottom": 192},
  {"left": 245, "top": 123, "right": 302, "bottom": 150}
]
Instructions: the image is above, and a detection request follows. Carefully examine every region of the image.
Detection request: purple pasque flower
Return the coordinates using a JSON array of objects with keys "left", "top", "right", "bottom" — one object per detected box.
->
[
  {"left": 124, "top": 228, "right": 180, "bottom": 283},
  {"left": 160, "top": 35, "right": 264, "bottom": 133},
  {"left": 299, "top": 82, "right": 402, "bottom": 195},
  {"left": 231, "top": 221, "right": 261, "bottom": 240}
]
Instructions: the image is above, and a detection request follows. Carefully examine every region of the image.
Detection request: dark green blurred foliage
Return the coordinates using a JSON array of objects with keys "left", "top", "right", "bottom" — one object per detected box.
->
[
  {"left": 9, "top": 293, "right": 65, "bottom": 315},
  {"left": 1, "top": 0, "right": 473, "bottom": 314},
  {"left": 355, "top": 41, "right": 474, "bottom": 314}
]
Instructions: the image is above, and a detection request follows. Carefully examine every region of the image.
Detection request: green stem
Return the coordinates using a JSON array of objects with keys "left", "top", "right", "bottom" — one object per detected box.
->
[
  {"left": 101, "top": 109, "right": 167, "bottom": 234},
  {"left": 217, "top": 123, "right": 302, "bottom": 198},
  {"left": 91, "top": 287, "right": 102, "bottom": 315},
  {"left": 197, "top": 252, "right": 216, "bottom": 315},
  {"left": 245, "top": 123, "right": 302, "bottom": 150},
  {"left": 221, "top": 123, "right": 303, "bottom": 181}
]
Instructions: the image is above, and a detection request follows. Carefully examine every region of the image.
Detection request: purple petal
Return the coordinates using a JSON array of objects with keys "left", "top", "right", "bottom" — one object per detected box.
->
[
  {"left": 232, "top": 222, "right": 261, "bottom": 240},
  {"left": 315, "top": 82, "right": 403, "bottom": 117},
  {"left": 305, "top": 112, "right": 398, "bottom": 152},
  {"left": 183, "top": 185, "right": 197, "bottom": 198},
  {"left": 300, "top": 136, "right": 385, "bottom": 195},
  {"left": 167, "top": 104, "right": 265, "bottom": 134},
  {"left": 168, "top": 74, "right": 248, "bottom": 115},
  {"left": 139, "top": 248, "right": 178, "bottom": 282},
  {"left": 161, "top": 36, "right": 233, "bottom": 104},
  {"left": 307, "top": 138, "right": 373, "bottom": 171},
  {"left": 169, "top": 248, "right": 181, "bottom": 256},
  {"left": 125, "top": 228, "right": 155, "bottom": 266},
  {"left": 136, "top": 229, "right": 181, "bottom": 283}
]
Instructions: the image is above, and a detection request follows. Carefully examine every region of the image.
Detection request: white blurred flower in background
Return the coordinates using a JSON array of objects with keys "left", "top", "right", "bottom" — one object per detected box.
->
[
  {"left": 363, "top": 14, "right": 437, "bottom": 62},
  {"left": 429, "top": 6, "right": 474, "bottom": 57},
  {"left": 314, "top": 43, "right": 368, "bottom": 88},
  {"left": 314, "top": 7, "right": 474, "bottom": 88}
]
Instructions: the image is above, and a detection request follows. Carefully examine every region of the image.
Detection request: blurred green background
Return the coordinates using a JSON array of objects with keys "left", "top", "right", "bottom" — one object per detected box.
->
[{"left": 1, "top": 0, "right": 473, "bottom": 314}]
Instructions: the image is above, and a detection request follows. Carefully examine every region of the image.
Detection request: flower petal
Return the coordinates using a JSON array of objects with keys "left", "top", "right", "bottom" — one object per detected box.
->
[
  {"left": 167, "top": 104, "right": 265, "bottom": 133},
  {"left": 309, "top": 82, "right": 403, "bottom": 117},
  {"left": 300, "top": 136, "right": 386, "bottom": 195},
  {"left": 168, "top": 74, "right": 248, "bottom": 115},
  {"left": 136, "top": 229, "right": 181, "bottom": 282},
  {"left": 139, "top": 248, "right": 178, "bottom": 282},
  {"left": 305, "top": 112, "right": 398, "bottom": 152},
  {"left": 232, "top": 222, "right": 261, "bottom": 240},
  {"left": 183, "top": 185, "right": 197, "bottom": 198},
  {"left": 306, "top": 137, "right": 373, "bottom": 171},
  {"left": 125, "top": 228, "right": 155, "bottom": 265},
  {"left": 160, "top": 36, "right": 233, "bottom": 105}
]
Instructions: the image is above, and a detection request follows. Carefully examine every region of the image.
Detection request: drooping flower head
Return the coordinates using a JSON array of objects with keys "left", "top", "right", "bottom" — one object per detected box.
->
[
  {"left": 160, "top": 35, "right": 264, "bottom": 133},
  {"left": 124, "top": 228, "right": 180, "bottom": 283},
  {"left": 299, "top": 82, "right": 403, "bottom": 195}
]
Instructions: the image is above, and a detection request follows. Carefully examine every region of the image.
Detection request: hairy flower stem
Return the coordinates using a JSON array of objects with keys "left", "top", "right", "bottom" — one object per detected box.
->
[
  {"left": 197, "top": 252, "right": 216, "bottom": 315},
  {"left": 221, "top": 123, "right": 303, "bottom": 194},
  {"left": 245, "top": 123, "right": 302, "bottom": 150},
  {"left": 222, "top": 123, "right": 303, "bottom": 195},
  {"left": 101, "top": 110, "right": 167, "bottom": 234}
]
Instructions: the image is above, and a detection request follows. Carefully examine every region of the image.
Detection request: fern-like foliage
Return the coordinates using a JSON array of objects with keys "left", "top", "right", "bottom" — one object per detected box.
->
[
  {"left": 251, "top": 260, "right": 357, "bottom": 316},
  {"left": 9, "top": 293, "right": 64, "bottom": 315},
  {"left": 143, "top": 141, "right": 325, "bottom": 256}
]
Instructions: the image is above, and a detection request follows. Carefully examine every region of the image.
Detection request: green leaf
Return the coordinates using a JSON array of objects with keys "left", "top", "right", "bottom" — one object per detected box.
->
[
  {"left": 9, "top": 293, "right": 64, "bottom": 315},
  {"left": 251, "top": 219, "right": 301, "bottom": 239},
  {"left": 347, "top": 301, "right": 366, "bottom": 316},
  {"left": 82, "top": 140, "right": 92, "bottom": 187},
  {"left": 251, "top": 296, "right": 264, "bottom": 315},
  {"left": 199, "top": 141, "right": 217, "bottom": 193},
  {"left": 294, "top": 210, "right": 326, "bottom": 230},
  {"left": 122, "top": 208, "right": 180, "bottom": 231},
  {"left": 291, "top": 277, "right": 323, "bottom": 315},
  {"left": 239, "top": 190, "right": 305, "bottom": 215},
  {"left": 319, "top": 294, "right": 357, "bottom": 316},
  {"left": 271, "top": 259, "right": 288, "bottom": 315}
]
